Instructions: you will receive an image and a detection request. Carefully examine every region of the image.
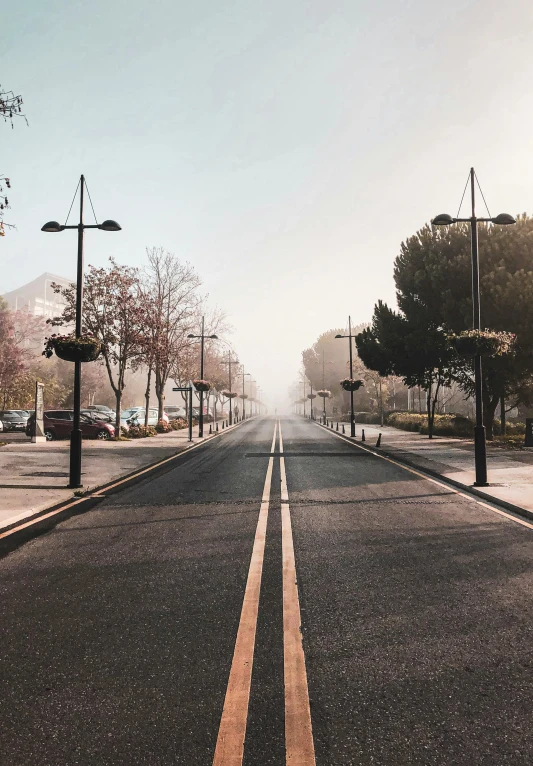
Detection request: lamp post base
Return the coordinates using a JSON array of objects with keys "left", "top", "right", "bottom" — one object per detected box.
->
[
  {"left": 68, "top": 428, "right": 83, "bottom": 488},
  {"left": 473, "top": 424, "right": 488, "bottom": 487}
]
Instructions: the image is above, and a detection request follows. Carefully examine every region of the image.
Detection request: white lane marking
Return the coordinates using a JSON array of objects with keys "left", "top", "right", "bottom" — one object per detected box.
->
[
  {"left": 279, "top": 421, "right": 316, "bottom": 765},
  {"left": 212, "top": 422, "right": 278, "bottom": 766},
  {"left": 311, "top": 420, "right": 533, "bottom": 531}
]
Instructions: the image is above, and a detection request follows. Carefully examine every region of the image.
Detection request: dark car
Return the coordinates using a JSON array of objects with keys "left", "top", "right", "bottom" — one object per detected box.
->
[
  {"left": 26, "top": 410, "right": 115, "bottom": 441},
  {"left": 81, "top": 409, "right": 114, "bottom": 423},
  {"left": 0, "top": 410, "right": 27, "bottom": 432}
]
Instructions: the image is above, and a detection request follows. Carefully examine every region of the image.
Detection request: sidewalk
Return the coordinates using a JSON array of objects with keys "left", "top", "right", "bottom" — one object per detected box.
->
[
  {"left": 0, "top": 419, "right": 244, "bottom": 531},
  {"left": 327, "top": 420, "right": 533, "bottom": 517}
]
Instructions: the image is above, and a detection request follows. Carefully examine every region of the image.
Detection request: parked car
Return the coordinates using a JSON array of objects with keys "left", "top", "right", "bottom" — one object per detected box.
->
[
  {"left": 120, "top": 408, "right": 169, "bottom": 430},
  {"left": 165, "top": 405, "right": 187, "bottom": 420},
  {"left": 0, "top": 419, "right": 3, "bottom": 433},
  {"left": 81, "top": 409, "right": 114, "bottom": 423},
  {"left": 12, "top": 410, "right": 31, "bottom": 424},
  {"left": 26, "top": 410, "right": 115, "bottom": 441},
  {"left": 86, "top": 405, "right": 116, "bottom": 418},
  {"left": 0, "top": 410, "right": 27, "bottom": 432}
]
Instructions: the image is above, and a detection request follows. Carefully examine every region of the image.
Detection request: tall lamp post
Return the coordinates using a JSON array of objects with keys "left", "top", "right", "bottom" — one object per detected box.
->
[
  {"left": 41, "top": 174, "right": 121, "bottom": 488},
  {"left": 188, "top": 316, "right": 218, "bottom": 437},
  {"left": 335, "top": 315, "right": 357, "bottom": 437},
  {"left": 250, "top": 380, "right": 257, "bottom": 416},
  {"left": 432, "top": 167, "right": 515, "bottom": 486},
  {"left": 241, "top": 370, "right": 251, "bottom": 419},
  {"left": 221, "top": 351, "right": 239, "bottom": 425}
]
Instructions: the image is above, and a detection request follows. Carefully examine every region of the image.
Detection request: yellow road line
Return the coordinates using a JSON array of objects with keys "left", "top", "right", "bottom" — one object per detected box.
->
[
  {"left": 312, "top": 420, "right": 533, "bottom": 532},
  {"left": 212, "top": 422, "right": 278, "bottom": 766},
  {"left": 279, "top": 421, "right": 316, "bottom": 765}
]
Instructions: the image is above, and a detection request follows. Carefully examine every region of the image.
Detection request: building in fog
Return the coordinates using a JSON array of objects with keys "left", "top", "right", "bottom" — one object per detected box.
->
[{"left": 2, "top": 272, "right": 72, "bottom": 318}]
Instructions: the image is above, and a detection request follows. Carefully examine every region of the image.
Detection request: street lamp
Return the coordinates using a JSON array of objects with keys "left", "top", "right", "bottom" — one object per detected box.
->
[
  {"left": 188, "top": 315, "right": 218, "bottom": 437},
  {"left": 240, "top": 370, "right": 251, "bottom": 419},
  {"left": 431, "top": 167, "right": 515, "bottom": 486},
  {"left": 221, "top": 350, "right": 239, "bottom": 425},
  {"left": 42, "top": 174, "right": 121, "bottom": 488},
  {"left": 336, "top": 315, "right": 357, "bottom": 437}
]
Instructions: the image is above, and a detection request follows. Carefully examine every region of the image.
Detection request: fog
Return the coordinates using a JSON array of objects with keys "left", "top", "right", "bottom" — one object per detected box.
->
[{"left": 3, "top": 0, "right": 533, "bottom": 411}]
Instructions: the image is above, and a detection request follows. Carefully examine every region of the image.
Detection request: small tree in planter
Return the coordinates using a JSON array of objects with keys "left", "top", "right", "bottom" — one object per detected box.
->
[
  {"left": 452, "top": 329, "right": 516, "bottom": 358},
  {"left": 340, "top": 378, "right": 364, "bottom": 392},
  {"left": 43, "top": 333, "right": 101, "bottom": 363},
  {"left": 193, "top": 379, "right": 211, "bottom": 392}
]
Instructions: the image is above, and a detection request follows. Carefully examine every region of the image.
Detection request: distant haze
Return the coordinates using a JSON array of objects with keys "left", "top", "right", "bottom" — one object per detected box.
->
[{"left": 4, "top": 0, "right": 533, "bottom": 409}]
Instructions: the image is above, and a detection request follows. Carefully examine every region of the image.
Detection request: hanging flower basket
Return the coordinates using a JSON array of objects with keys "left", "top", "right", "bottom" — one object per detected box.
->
[
  {"left": 307, "top": 393, "right": 316, "bottom": 400},
  {"left": 452, "top": 330, "right": 515, "bottom": 358},
  {"left": 317, "top": 389, "right": 331, "bottom": 399},
  {"left": 222, "top": 390, "right": 238, "bottom": 399},
  {"left": 340, "top": 378, "right": 364, "bottom": 392},
  {"left": 43, "top": 333, "right": 101, "bottom": 363},
  {"left": 193, "top": 379, "right": 211, "bottom": 392},
  {"left": 239, "top": 393, "right": 248, "bottom": 400}
]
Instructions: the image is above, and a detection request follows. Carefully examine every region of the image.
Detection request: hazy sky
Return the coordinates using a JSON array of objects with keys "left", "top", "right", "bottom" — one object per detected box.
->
[{"left": 3, "top": 0, "right": 533, "bottom": 407}]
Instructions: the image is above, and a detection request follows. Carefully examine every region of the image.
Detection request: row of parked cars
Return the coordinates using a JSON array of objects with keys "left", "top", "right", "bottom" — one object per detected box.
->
[{"left": 0, "top": 403, "right": 191, "bottom": 441}]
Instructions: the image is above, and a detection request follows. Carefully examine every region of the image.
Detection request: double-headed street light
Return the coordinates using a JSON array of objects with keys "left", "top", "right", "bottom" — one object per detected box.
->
[
  {"left": 42, "top": 174, "right": 121, "bottom": 488},
  {"left": 188, "top": 316, "right": 218, "bottom": 437},
  {"left": 335, "top": 315, "right": 356, "bottom": 437},
  {"left": 432, "top": 167, "right": 515, "bottom": 486}
]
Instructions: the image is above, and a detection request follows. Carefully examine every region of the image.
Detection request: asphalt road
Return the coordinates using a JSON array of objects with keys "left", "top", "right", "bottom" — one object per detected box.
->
[{"left": 2, "top": 416, "right": 533, "bottom": 765}]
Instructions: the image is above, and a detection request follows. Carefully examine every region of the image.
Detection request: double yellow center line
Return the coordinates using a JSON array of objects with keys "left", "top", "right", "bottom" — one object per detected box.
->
[{"left": 212, "top": 421, "right": 316, "bottom": 765}]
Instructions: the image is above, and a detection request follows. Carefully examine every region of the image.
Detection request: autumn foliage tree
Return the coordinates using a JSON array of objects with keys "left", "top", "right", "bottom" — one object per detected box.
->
[{"left": 50, "top": 260, "right": 144, "bottom": 432}]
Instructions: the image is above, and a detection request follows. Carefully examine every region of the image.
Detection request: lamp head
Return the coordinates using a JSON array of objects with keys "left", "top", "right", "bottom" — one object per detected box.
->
[
  {"left": 335, "top": 334, "right": 343, "bottom": 338},
  {"left": 491, "top": 213, "right": 516, "bottom": 225},
  {"left": 187, "top": 334, "right": 196, "bottom": 339},
  {"left": 210, "top": 334, "right": 218, "bottom": 339},
  {"left": 431, "top": 213, "right": 455, "bottom": 226},
  {"left": 98, "top": 219, "right": 121, "bottom": 232},
  {"left": 41, "top": 221, "right": 64, "bottom": 233}
]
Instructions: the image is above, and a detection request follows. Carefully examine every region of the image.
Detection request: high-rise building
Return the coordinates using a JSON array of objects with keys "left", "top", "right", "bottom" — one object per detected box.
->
[{"left": 2, "top": 272, "right": 72, "bottom": 319}]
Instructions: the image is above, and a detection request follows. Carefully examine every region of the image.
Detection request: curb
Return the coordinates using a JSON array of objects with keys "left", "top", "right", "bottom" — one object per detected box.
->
[
  {"left": 0, "top": 416, "right": 258, "bottom": 557},
  {"left": 312, "top": 418, "right": 533, "bottom": 525}
]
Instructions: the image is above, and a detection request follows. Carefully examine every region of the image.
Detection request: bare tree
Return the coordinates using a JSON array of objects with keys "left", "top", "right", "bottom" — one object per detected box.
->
[
  {"left": 143, "top": 247, "right": 202, "bottom": 421},
  {"left": 1, "top": 85, "right": 27, "bottom": 235}
]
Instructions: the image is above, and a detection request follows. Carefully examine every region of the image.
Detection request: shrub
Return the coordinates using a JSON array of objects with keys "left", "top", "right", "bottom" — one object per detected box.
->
[
  {"left": 352, "top": 411, "right": 382, "bottom": 424},
  {"left": 387, "top": 412, "right": 426, "bottom": 431},
  {"left": 126, "top": 424, "right": 157, "bottom": 438},
  {"left": 419, "top": 414, "right": 473, "bottom": 437},
  {"left": 170, "top": 418, "right": 187, "bottom": 430},
  {"left": 155, "top": 420, "right": 173, "bottom": 433},
  {"left": 494, "top": 419, "right": 525, "bottom": 435}
]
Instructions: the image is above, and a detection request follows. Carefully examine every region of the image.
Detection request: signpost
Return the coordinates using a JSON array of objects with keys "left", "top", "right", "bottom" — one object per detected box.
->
[
  {"left": 172, "top": 386, "right": 193, "bottom": 442},
  {"left": 33, "top": 382, "right": 45, "bottom": 443}
]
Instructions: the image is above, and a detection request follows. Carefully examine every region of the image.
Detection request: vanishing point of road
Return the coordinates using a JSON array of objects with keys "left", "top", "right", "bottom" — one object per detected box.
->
[{"left": 2, "top": 416, "right": 533, "bottom": 765}]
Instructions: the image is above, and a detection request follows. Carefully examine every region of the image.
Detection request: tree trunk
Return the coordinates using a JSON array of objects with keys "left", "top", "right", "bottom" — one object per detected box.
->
[
  {"left": 426, "top": 384, "right": 434, "bottom": 439},
  {"left": 500, "top": 395, "right": 506, "bottom": 436},
  {"left": 144, "top": 366, "right": 152, "bottom": 427},
  {"left": 483, "top": 395, "right": 499, "bottom": 441},
  {"left": 155, "top": 369, "right": 165, "bottom": 421},
  {"left": 115, "top": 391, "right": 122, "bottom": 437}
]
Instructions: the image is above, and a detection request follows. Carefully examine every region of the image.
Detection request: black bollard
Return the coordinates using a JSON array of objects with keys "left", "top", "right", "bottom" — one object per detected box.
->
[
  {"left": 342, "top": 424, "right": 345, "bottom": 434},
  {"left": 376, "top": 433, "right": 381, "bottom": 448},
  {"left": 330, "top": 421, "right": 333, "bottom": 429},
  {"left": 362, "top": 428, "right": 365, "bottom": 442},
  {"left": 222, "top": 421, "right": 225, "bottom": 429},
  {"left": 209, "top": 424, "right": 212, "bottom": 434},
  {"left": 216, "top": 423, "right": 219, "bottom": 432}
]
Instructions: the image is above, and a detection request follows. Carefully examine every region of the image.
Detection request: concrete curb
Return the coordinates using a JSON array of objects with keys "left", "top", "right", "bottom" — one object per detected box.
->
[
  {"left": 0, "top": 416, "right": 258, "bottom": 557},
  {"left": 312, "top": 418, "right": 533, "bottom": 525}
]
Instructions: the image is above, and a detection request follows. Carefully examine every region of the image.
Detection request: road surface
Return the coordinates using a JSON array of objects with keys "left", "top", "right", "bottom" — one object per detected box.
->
[{"left": 2, "top": 416, "right": 533, "bottom": 765}]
